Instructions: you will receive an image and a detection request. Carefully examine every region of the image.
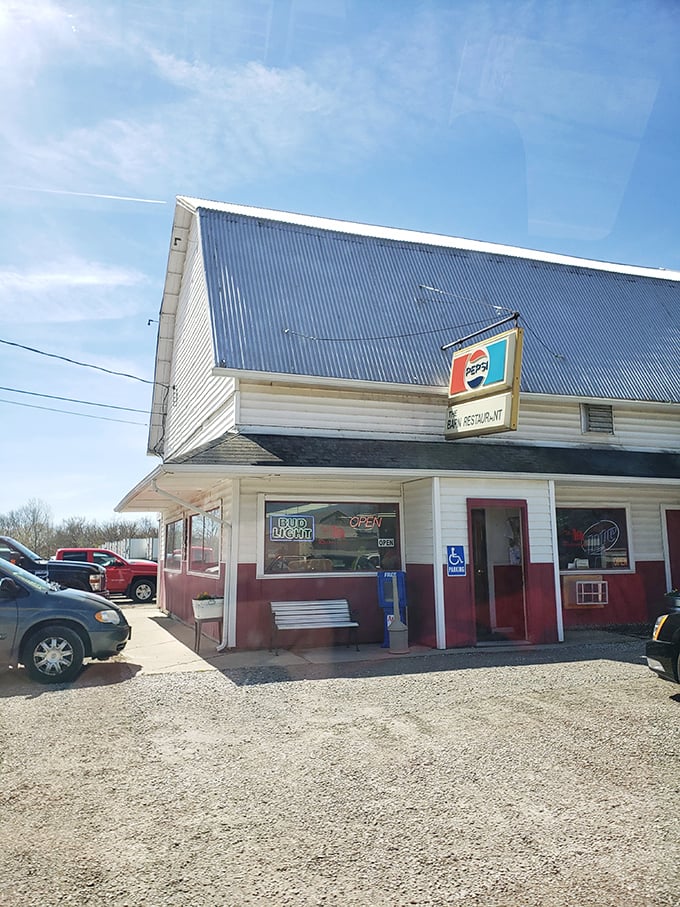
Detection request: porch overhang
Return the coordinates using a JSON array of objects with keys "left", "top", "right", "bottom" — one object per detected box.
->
[{"left": 116, "top": 432, "right": 680, "bottom": 514}]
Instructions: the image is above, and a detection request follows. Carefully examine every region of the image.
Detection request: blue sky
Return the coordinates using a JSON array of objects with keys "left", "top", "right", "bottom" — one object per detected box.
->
[{"left": 1, "top": 0, "right": 679, "bottom": 523}]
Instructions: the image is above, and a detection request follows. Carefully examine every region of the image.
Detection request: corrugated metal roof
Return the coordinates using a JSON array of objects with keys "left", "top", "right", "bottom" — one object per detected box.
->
[{"left": 197, "top": 204, "right": 680, "bottom": 403}]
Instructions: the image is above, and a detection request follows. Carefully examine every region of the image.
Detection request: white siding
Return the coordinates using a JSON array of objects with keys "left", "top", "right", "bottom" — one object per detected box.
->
[
  {"left": 555, "top": 482, "right": 680, "bottom": 561},
  {"left": 403, "top": 479, "right": 435, "bottom": 564},
  {"left": 238, "top": 382, "right": 680, "bottom": 452},
  {"left": 164, "top": 217, "right": 237, "bottom": 459},
  {"left": 439, "top": 477, "right": 555, "bottom": 565}
]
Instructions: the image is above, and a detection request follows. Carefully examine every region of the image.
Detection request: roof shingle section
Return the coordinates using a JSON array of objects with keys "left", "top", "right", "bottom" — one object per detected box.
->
[
  {"left": 170, "top": 432, "right": 680, "bottom": 480},
  {"left": 197, "top": 204, "right": 680, "bottom": 403}
]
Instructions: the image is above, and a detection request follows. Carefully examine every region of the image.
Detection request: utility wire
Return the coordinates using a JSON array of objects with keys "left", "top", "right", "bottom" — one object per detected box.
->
[
  {"left": 283, "top": 318, "right": 492, "bottom": 343},
  {"left": 0, "top": 337, "right": 157, "bottom": 385},
  {"left": 0, "top": 385, "right": 156, "bottom": 414},
  {"left": 518, "top": 316, "right": 566, "bottom": 360},
  {"left": 418, "top": 285, "right": 516, "bottom": 315},
  {"left": 0, "top": 396, "right": 148, "bottom": 425}
]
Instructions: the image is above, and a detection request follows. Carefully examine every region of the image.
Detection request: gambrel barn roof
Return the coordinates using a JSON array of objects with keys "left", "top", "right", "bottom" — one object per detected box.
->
[{"left": 154, "top": 196, "right": 680, "bottom": 405}]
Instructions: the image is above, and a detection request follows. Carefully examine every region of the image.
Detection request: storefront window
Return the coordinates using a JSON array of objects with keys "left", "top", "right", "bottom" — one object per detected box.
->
[
  {"left": 189, "top": 509, "right": 221, "bottom": 574},
  {"left": 263, "top": 501, "right": 401, "bottom": 575},
  {"left": 164, "top": 518, "right": 184, "bottom": 570},
  {"left": 556, "top": 507, "right": 631, "bottom": 571}
]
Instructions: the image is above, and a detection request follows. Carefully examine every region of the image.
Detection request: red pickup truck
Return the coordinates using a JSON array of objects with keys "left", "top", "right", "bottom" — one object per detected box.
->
[{"left": 54, "top": 548, "right": 157, "bottom": 603}]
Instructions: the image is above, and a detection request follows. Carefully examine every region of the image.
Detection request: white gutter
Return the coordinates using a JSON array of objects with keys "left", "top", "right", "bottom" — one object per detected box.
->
[
  {"left": 432, "top": 477, "right": 446, "bottom": 649},
  {"left": 151, "top": 479, "right": 233, "bottom": 651},
  {"left": 548, "top": 480, "right": 565, "bottom": 642}
]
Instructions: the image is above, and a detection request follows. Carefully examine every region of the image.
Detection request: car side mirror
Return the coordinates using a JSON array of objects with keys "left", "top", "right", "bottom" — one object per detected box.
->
[{"left": 0, "top": 577, "right": 22, "bottom": 599}]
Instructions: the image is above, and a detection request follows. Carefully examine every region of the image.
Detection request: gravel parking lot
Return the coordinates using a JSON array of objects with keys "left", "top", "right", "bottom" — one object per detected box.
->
[{"left": 1, "top": 636, "right": 678, "bottom": 907}]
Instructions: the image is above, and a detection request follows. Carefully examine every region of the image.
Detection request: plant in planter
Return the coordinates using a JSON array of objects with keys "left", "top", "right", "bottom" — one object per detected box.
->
[
  {"left": 191, "top": 591, "right": 224, "bottom": 620},
  {"left": 664, "top": 588, "right": 680, "bottom": 610}
]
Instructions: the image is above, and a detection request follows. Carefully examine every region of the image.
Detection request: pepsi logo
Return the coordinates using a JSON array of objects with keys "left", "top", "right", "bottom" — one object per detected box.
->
[{"left": 464, "top": 348, "right": 490, "bottom": 389}]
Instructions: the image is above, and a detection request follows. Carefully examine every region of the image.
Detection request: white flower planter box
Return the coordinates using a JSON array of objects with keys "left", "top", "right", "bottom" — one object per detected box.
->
[{"left": 191, "top": 598, "right": 224, "bottom": 620}]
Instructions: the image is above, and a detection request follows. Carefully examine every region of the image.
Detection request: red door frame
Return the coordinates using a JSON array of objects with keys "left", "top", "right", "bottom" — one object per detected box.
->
[{"left": 466, "top": 498, "right": 530, "bottom": 642}]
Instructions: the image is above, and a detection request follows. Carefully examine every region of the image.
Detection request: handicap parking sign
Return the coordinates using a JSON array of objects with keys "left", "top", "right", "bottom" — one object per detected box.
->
[{"left": 447, "top": 545, "right": 466, "bottom": 577}]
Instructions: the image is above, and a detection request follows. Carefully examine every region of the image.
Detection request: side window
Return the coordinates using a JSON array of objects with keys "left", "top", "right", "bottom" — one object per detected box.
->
[
  {"left": 93, "top": 552, "right": 118, "bottom": 567},
  {"left": 188, "top": 509, "right": 221, "bottom": 574},
  {"left": 61, "top": 551, "right": 86, "bottom": 562},
  {"left": 556, "top": 507, "right": 631, "bottom": 571},
  {"left": 263, "top": 501, "right": 402, "bottom": 575},
  {"left": 164, "top": 518, "right": 185, "bottom": 571}
]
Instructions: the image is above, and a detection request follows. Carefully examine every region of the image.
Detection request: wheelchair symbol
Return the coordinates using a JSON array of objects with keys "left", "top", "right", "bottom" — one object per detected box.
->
[{"left": 447, "top": 546, "right": 466, "bottom": 576}]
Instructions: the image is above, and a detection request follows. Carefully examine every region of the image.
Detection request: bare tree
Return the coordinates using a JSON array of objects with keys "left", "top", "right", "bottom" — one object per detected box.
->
[
  {"left": 98, "top": 520, "right": 145, "bottom": 543},
  {"left": 0, "top": 500, "right": 159, "bottom": 553},
  {"left": 53, "top": 517, "right": 99, "bottom": 549},
  {"left": 135, "top": 516, "right": 159, "bottom": 538},
  {"left": 1, "top": 499, "right": 54, "bottom": 554}
]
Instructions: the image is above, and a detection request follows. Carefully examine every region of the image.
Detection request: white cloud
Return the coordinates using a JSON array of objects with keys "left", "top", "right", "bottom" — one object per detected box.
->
[
  {"left": 0, "top": 258, "right": 150, "bottom": 323},
  {"left": 0, "top": 1, "right": 79, "bottom": 93},
  {"left": 0, "top": 3, "right": 443, "bottom": 196}
]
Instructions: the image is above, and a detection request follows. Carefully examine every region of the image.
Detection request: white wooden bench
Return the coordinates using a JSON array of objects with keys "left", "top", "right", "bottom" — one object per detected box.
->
[{"left": 270, "top": 599, "right": 359, "bottom": 655}]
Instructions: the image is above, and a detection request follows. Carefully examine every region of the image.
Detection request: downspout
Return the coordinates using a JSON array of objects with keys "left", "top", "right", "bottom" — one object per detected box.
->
[
  {"left": 151, "top": 479, "right": 233, "bottom": 650},
  {"left": 548, "top": 480, "right": 565, "bottom": 642},
  {"left": 432, "top": 476, "right": 446, "bottom": 649}
]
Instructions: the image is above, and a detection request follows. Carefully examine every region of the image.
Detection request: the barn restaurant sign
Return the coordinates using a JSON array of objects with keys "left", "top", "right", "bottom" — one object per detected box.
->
[{"left": 445, "top": 327, "right": 523, "bottom": 439}]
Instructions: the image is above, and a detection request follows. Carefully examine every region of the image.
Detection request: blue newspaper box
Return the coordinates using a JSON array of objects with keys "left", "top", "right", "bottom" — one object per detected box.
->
[{"left": 377, "top": 571, "right": 407, "bottom": 648}]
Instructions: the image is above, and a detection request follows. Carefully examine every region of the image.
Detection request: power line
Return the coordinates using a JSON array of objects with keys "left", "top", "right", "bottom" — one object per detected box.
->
[
  {"left": 283, "top": 318, "right": 491, "bottom": 343},
  {"left": 518, "top": 317, "right": 566, "bottom": 360},
  {"left": 0, "top": 396, "right": 148, "bottom": 425},
  {"left": 418, "top": 285, "right": 515, "bottom": 314},
  {"left": 0, "top": 337, "right": 156, "bottom": 384},
  {"left": 0, "top": 385, "right": 154, "bottom": 413}
]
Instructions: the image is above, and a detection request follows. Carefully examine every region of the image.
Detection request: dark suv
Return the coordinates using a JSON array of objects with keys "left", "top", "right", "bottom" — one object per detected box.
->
[{"left": 0, "top": 558, "right": 130, "bottom": 684}]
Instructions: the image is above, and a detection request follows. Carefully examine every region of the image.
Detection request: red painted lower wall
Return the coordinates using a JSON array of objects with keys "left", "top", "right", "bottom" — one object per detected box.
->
[
  {"left": 235, "top": 565, "right": 387, "bottom": 650},
  {"left": 525, "top": 563, "right": 559, "bottom": 644},
  {"left": 443, "top": 572, "right": 476, "bottom": 647},
  {"left": 402, "top": 563, "right": 436, "bottom": 648},
  {"left": 561, "top": 560, "right": 667, "bottom": 627},
  {"left": 163, "top": 568, "right": 225, "bottom": 639},
  {"left": 161, "top": 558, "right": 668, "bottom": 650},
  {"left": 441, "top": 561, "right": 558, "bottom": 646}
]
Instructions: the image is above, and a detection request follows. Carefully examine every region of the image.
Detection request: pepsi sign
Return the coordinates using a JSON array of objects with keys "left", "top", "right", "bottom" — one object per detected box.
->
[{"left": 448, "top": 327, "right": 523, "bottom": 403}]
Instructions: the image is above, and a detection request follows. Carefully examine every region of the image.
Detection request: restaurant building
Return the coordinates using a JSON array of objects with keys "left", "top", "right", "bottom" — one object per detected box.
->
[{"left": 117, "top": 197, "right": 680, "bottom": 650}]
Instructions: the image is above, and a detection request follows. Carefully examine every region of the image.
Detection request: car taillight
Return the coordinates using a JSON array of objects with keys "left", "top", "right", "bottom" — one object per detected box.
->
[{"left": 89, "top": 575, "right": 104, "bottom": 592}]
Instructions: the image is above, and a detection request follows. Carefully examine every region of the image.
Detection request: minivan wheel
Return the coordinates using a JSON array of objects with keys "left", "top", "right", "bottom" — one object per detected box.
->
[
  {"left": 23, "top": 625, "right": 85, "bottom": 684},
  {"left": 130, "top": 578, "right": 155, "bottom": 603}
]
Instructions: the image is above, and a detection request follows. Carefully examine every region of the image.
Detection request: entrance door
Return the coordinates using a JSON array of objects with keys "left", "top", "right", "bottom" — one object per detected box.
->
[
  {"left": 470, "top": 503, "right": 527, "bottom": 643},
  {"left": 665, "top": 508, "right": 680, "bottom": 591}
]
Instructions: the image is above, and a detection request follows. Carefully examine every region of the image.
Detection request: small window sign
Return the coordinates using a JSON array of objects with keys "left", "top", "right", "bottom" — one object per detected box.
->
[
  {"left": 269, "top": 515, "right": 315, "bottom": 542},
  {"left": 447, "top": 545, "right": 466, "bottom": 576}
]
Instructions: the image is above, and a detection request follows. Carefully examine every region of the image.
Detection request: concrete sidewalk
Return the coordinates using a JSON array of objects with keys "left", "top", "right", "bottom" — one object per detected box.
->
[
  {"left": 112, "top": 604, "right": 639, "bottom": 677},
  {"left": 116, "top": 604, "right": 436, "bottom": 675}
]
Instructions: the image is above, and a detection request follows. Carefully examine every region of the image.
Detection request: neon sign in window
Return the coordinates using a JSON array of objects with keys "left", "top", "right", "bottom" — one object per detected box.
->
[{"left": 263, "top": 501, "right": 401, "bottom": 575}]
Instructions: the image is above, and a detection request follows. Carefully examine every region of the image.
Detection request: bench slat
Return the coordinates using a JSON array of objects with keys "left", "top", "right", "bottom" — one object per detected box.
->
[{"left": 276, "top": 622, "right": 359, "bottom": 630}]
